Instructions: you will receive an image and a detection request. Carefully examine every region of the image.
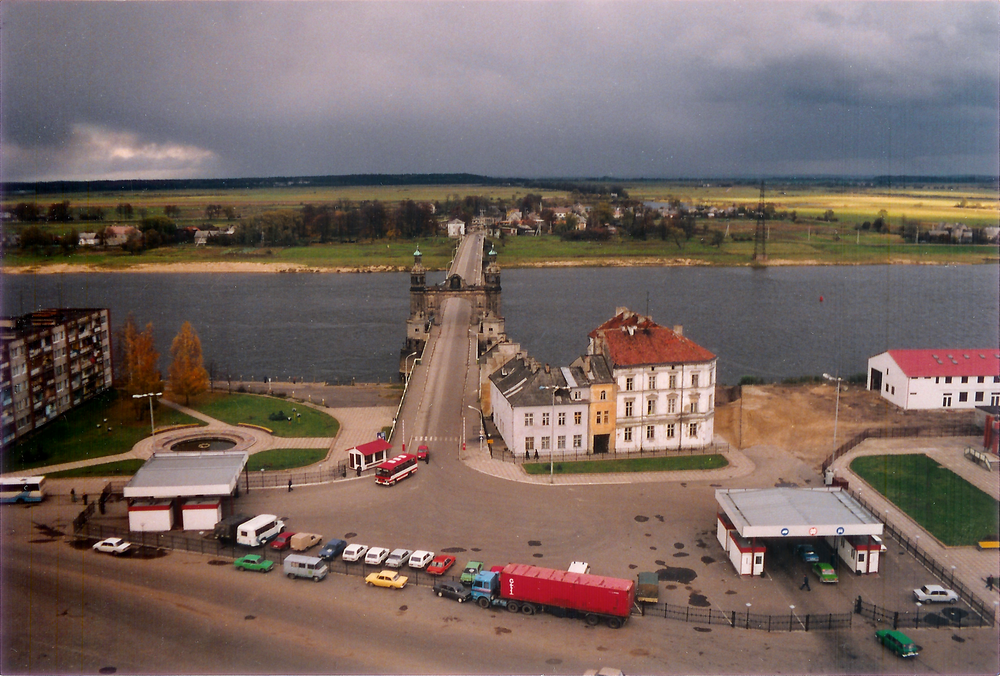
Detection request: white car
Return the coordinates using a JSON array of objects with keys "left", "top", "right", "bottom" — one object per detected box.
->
[
  {"left": 92, "top": 537, "right": 132, "bottom": 556},
  {"left": 365, "top": 547, "right": 390, "bottom": 566},
  {"left": 913, "top": 584, "right": 958, "bottom": 604},
  {"left": 342, "top": 544, "right": 369, "bottom": 562},
  {"left": 385, "top": 548, "right": 412, "bottom": 568},
  {"left": 408, "top": 550, "right": 435, "bottom": 569}
]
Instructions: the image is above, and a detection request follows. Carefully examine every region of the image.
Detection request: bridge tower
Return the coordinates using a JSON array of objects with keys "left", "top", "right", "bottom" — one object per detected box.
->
[
  {"left": 484, "top": 245, "right": 502, "bottom": 317},
  {"left": 401, "top": 248, "right": 430, "bottom": 380}
]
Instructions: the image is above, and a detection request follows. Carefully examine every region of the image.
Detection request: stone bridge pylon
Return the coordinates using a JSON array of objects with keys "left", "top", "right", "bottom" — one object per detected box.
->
[{"left": 399, "top": 234, "right": 504, "bottom": 381}]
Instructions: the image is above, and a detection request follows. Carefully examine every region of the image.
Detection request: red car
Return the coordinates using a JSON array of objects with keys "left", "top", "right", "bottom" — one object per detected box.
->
[
  {"left": 416, "top": 445, "right": 430, "bottom": 463},
  {"left": 426, "top": 554, "right": 456, "bottom": 576},
  {"left": 269, "top": 531, "right": 296, "bottom": 551}
]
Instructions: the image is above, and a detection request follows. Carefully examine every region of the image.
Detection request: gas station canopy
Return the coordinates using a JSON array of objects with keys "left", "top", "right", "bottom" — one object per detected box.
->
[{"left": 716, "top": 487, "right": 883, "bottom": 539}]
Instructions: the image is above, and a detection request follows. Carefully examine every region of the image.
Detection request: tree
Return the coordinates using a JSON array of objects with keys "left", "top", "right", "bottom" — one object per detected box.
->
[
  {"left": 168, "top": 322, "right": 209, "bottom": 405},
  {"left": 116, "top": 203, "right": 134, "bottom": 219},
  {"left": 123, "top": 315, "right": 163, "bottom": 420},
  {"left": 47, "top": 201, "right": 72, "bottom": 222}
]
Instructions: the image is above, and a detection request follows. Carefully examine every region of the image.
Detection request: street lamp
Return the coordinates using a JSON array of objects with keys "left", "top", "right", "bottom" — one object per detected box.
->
[
  {"left": 468, "top": 405, "right": 484, "bottom": 456},
  {"left": 539, "top": 385, "right": 565, "bottom": 484},
  {"left": 132, "top": 391, "right": 163, "bottom": 438},
  {"left": 823, "top": 373, "right": 842, "bottom": 466}
]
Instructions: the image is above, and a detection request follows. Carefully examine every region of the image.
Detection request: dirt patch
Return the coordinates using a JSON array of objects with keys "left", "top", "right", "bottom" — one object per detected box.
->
[{"left": 715, "top": 384, "right": 975, "bottom": 468}]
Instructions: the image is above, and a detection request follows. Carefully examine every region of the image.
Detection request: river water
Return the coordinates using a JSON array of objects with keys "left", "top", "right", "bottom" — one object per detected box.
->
[{"left": 2, "top": 265, "right": 997, "bottom": 385}]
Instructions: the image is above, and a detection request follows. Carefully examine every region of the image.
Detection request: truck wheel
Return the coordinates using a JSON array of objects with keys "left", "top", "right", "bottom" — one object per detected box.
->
[
  {"left": 585, "top": 614, "right": 600, "bottom": 626},
  {"left": 477, "top": 597, "right": 491, "bottom": 609},
  {"left": 606, "top": 617, "right": 623, "bottom": 629},
  {"left": 521, "top": 604, "right": 535, "bottom": 616},
  {"left": 287, "top": 573, "right": 295, "bottom": 579},
  {"left": 505, "top": 601, "right": 519, "bottom": 613}
]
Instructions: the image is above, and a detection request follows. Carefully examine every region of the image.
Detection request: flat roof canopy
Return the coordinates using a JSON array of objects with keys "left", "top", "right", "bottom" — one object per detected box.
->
[
  {"left": 716, "top": 487, "right": 883, "bottom": 539},
  {"left": 124, "top": 451, "right": 248, "bottom": 499}
]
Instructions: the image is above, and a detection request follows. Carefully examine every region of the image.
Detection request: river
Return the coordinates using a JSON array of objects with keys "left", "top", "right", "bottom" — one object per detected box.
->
[{"left": 2, "top": 265, "right": 997, "bottom": 385}]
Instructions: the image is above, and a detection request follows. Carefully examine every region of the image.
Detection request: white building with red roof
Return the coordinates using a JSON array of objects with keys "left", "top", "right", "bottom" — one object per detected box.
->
[
  {"left": 588, "top": 307, "right": 717, "bottom": 450},
  {"left": 867, "top": 349, "right": 1000, "bottom": 410}
]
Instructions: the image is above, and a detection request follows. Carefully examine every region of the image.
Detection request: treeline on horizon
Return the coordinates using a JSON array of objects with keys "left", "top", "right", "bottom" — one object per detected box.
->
[{"left": 4, "top": 173, "right": 998, "bottom": 196}]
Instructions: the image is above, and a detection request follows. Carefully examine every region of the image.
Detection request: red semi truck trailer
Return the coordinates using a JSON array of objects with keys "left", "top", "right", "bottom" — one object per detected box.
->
[{"left": 471, "top": 563, "right": 636, "bottom": 628}]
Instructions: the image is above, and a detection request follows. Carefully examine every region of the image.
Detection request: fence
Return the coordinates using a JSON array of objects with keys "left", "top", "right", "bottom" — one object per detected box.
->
[
  {"left": 495, "top": 441, "right": 730, "bottom": 465},
  {"left": 849, "top": 489, "right": 996, "bottom": 627},
  {"left": 636, "top": 601, "right": 852, "bottom": 632},
  {"left": 821, "top": 422, "right": 981, "bottom": 471},
  {"left": 855, "top": 598, "right": 993, "bottom": 630}
]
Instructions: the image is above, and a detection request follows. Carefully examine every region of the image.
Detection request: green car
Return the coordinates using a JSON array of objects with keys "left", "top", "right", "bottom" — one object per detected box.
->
[
  {"left": 234, "top": 554, "right": 274, "bottom": 573},
  {"left": 460, "top": 561, "right": 483, "bottom": 585},
  {"left": 812, "top": 562, "right": 838, "bottom": 583},
  {"left": 875, "top": 629, "right": 920, "bottom": 658}
]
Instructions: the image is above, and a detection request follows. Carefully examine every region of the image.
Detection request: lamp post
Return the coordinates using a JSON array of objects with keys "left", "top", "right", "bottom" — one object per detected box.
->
[
  {"left": 468, "top": 405, "right": 484, "bottom": 456},
  {"left": 823, "top": 373, "right": 842, "bottom": 465},
  {"left": 538, "top": 385, "right": 565, "bottom": 484},
  {"left": 132, "top": 391, "right": 163, "bottom": 438}
]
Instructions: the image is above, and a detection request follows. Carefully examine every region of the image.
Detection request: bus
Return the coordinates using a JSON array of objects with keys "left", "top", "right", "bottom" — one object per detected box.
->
[
  {"left": 375, "top": 454, "right": 418, "bottom": 486},
  {"left": 0, "top": 476, "right": 47, "bottom": 504},
  {"left": 236, "top": 514, "right": 285, "bottom": 547}
]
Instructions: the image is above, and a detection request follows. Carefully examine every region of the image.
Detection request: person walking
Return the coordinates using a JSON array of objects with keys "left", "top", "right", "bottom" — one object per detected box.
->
[
  {"left": 800, "top": 575, "right": 811, "bottom": 591},
  {"left": 287, "top": 478, "right": 293, "bottom": 492},
  {"left": 987, "top": 575, "right": 995, "bottom": 591}
]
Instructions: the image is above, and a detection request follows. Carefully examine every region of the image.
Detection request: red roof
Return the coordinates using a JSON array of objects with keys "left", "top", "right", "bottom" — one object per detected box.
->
[
  {"left": 887, "top": 349, "right": 1000, "bottom": 378},
  {"left": 352, "top": 438, "right": 392, "bottom": 455},
  {"left": 590, "top": 311, "right": 715, "bottom": 367}
]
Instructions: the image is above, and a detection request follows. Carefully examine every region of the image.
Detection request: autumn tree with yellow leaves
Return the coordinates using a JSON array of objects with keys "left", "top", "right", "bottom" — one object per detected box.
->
[
  {"left": 122, "top": 313, "right": 164, "bottom": 419},
  {"left": 168, "top": 322, "right": 210, "bottom": 405}
]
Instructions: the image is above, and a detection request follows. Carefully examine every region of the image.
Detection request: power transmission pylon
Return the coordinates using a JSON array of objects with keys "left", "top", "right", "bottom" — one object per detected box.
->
[{"left": 752, "top": 180, "right": 767, "bottom": 263}]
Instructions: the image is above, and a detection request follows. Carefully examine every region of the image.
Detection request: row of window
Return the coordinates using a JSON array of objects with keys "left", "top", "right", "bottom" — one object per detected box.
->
[
  {"left": 623, "top": 371, "right": 713, "bottom": 392},
  {"left": 623, "top": 395, "right": 713, "bottom": 417},
  {"left": 524, "top": 435, "right": 584, "bottom": 451},
  {"left": 935, "top": 375, "right": 1000, "bottom": 384},
  {"left": 623, "top": 422, "right": 699, "bottom": 441},
  {"left": 942, "top": 392, "right": 1000, "bottom": 407},
  {"left": 525, "top": 411, "right": 584, "bottom": 426}
]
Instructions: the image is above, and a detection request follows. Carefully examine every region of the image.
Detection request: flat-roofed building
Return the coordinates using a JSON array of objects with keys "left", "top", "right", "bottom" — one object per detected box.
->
[{"left": 868, "top": 349, "right": 1000, "bottom": 410}]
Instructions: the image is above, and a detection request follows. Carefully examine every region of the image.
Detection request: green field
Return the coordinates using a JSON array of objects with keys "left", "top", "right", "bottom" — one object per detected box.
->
[
  {"left": 522, "top": 453, "right": 727, "bottom": 475},
  {"left": 246, "top": 448, "right": 328, "bottom": 471},
  {"left": 2, "top": 390, "right": 203, "bottom": 474},
  {"left": 48, "top": 459, "right": 146, "bottom": 479},
  {"left": 850, "top": 454, "right": 999, "bottom": 546},
  {"left": 188, "top": 392, "right": 340, "bottom": 438}
]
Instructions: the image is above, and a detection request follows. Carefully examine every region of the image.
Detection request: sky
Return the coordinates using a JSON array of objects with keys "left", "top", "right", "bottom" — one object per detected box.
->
[{"left": 2, "top": 1, "right": 998, "bottom": 182}]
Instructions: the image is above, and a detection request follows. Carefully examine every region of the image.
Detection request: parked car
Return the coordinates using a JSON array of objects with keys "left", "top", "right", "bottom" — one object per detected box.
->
[
  {"left": 409, "top": 550, "right": 434, "bottom": 569},
  {"left": 460, "top": 560, "right": 483, "bottom": 585},
  {"left": 875, "top": 629, "right": 920, "bottom": 658},
  {"left": 812, "top": 562, "right": 838, "bottom": 584},
  {"left": 234, "top": 554, "right": 274, "bottom": 573},
  {"left": 365, "top": 547, "right": 390, "bottom": 566},
  {"left": 433, "top": 579, "right": 472, "bottom": 603},
  {"left": 416, "top": 444, "right": 430, "bottom": 463},
  {"left": 426, "top": 554, "right": 456, "bottom": 576},
  {"left": 386, "top": 548, "right": 412, "bottom": 568},
  {"left": 318, "top": 538, "right": 348, "bottom": 561},
  {"left": 269, "top": 531, "right": 296, "bottom": 551},
  {"left": 290, "top": 532, "right": 322, "bottom": 551},
  {"left": 795, "top": 544, "right": 819, "bottom": 563},
  {"left": 342, "top": 544, "right": 369, "bottom": 562},
  {"left": 365, "top": 570, "right": 408, "bottom": 589},
  {"left": 93, "top": 537, "right": 132, "bottom": 556},
  {"left": 913, "top": 584, "right": 958, "bottom": 604}
]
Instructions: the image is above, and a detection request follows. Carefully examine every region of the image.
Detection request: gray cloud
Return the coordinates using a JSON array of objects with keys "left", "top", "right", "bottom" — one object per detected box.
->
[{"left": 2, "top": 1, "right": 997, "bottom": 181}]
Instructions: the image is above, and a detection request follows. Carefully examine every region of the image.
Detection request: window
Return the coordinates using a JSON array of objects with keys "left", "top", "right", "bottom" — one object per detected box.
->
[
  {"left": 689, "top": 400, "right": 699, "bottom": 413},
  {"left": 524, "top": 413, "right": 533, "bottom": 426},
  {"left": 600, "top": 410, "right": 609, "bottom": 424},
  {"left": 557, "top": 436, "right": 566, "bottom": 449},
  {"left": 945, "top": 376, "right": 952, "bottom": 384},
  {"left": 974, "top": 391, "right": 984, "bottom": 402},
  {"left": 625, "top": 377, "right": 634, "bottom": 391},
  {"left": 573, "top": 434, "right": 582, "bottom": 448},
  {"left": 574, "top": 411, "right": 582, "bottom": 425},
  {"left": 667, "top": 398, "right": 676, "bottom": 414},
  {"left": 858, "top": 552, "right": 866, "bottom": 563},
  {"left": 691, "top": 373, "right": 699, "bottom": 387},
  {"left": 754, "top": 555, "right": 763, "bottom": 565},
  {"left": 558, "top": 412, "right": 566, "bottom": 426},
  {"left": 624, "top": 400, "right": 634, "bottom": 417},
  {"left": 942, "top": 394, "right": 952, "bottom": 407},
  {"left": 525, "top": 437, "right": 535, "bottom": 451},
  {"left": 668, "top": 374, "right": 676, "bottom": 389},
  {"left": 991, "top": 393, "right": 1000, "bottom": 406},
  {"left": 573, "top": 390, "right": 581, "bottom": 400},
  {"left": 541, "top": 436, "right": 550, "bottom": 450},
  {"left": 647, "top": 399, "right": 655, "bottom": 415},
  {"left": 688, "top": 422, "right": 699, "bottom": 437},
  {"left": 624, "top": 427, "right": 633, "bottom": 442},
  {"left": 542, "top": 412, "right": 550, "bottom": 426},
  {"left": 600, "top": 390, "right": 606, "bottom": 401},
  {"left": 665, "top": 424, "right": 675, "bottom": 438},
  {"left": 958, "top": 392, "right": 968, "bottom": 402},
  {"left": 978, "top": 376, "right": 985, "bottom": 383},
  {"left": 648, "top": 375, "right": 656, "bottom": 390},
  {"left": 646, "top": 425, "right": 655, "bottom": 440},
  {"left": 994, "top": 376, "right": 1000, "bottom": 383},
  {"left": 961, "top": 376, "right": 969, "bottom": 384}
]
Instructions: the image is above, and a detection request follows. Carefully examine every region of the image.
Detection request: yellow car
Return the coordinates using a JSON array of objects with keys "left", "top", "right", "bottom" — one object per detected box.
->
[{"left": 365, "top": 570, "right": 408, "bottom": 589}]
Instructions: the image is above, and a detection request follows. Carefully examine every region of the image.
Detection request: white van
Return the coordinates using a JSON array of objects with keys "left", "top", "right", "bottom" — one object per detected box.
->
[
  {"left": 283, "top": 554, "right": 328, "bottom": 581},
  {"left": 236, "top": 514, "right": 285, "bottom": 547}
]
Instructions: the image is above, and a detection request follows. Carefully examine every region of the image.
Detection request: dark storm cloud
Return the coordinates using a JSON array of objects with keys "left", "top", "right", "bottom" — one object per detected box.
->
[{"left": 2, "top": 1, "right": 997, "bottom": 181}]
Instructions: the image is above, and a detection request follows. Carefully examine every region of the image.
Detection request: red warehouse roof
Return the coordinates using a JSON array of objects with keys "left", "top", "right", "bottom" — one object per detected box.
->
[{"left": 886, "top": 349, "right": 1000, "bottom": 378}]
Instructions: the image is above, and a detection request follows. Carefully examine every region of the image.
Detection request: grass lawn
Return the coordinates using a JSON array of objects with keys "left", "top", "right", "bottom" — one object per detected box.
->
[
  {"left": 850, "top": 454, "right": 1000, "bottom": 546},
  {"left": 522, "top": 454, "right": 727, "bottom": 475},
  {"left": 246, "top": 448, "right": 327, "bottom": 471},
  {"left": 183, "top": 392, "right": 340, "bottom": 438},
  {"left": 48, "top": 459, "right": 146, "bottom": 479},
  {"left": 2, "top": 390, "right": 203, "bottom": 474}
]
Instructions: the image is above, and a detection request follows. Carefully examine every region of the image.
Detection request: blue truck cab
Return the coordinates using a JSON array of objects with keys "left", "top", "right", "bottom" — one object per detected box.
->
[{"left": 471, "top": 570, "right": 502, "bottom": 608}]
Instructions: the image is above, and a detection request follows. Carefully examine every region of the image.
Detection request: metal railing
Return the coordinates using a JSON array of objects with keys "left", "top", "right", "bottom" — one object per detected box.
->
[
  {"left": 496, "top": 441, "right": 730, "bottom": 465},
  {"left": 821, "top": 422, "right": 981, "bottom": 471},
  {"left": 635, "top": 601, "right": 852, "bottom": 632},
  {"left": 855, "top": 597, "right": 993, "bottom": 629}
]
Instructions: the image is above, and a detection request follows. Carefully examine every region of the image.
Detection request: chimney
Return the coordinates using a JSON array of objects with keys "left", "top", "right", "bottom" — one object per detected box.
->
[
  {"left": 673, "top": 325, "right": 683, "bottom": 337},
  {"left": 544, "top": 364, "right": 550, "bottom": 374}
]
